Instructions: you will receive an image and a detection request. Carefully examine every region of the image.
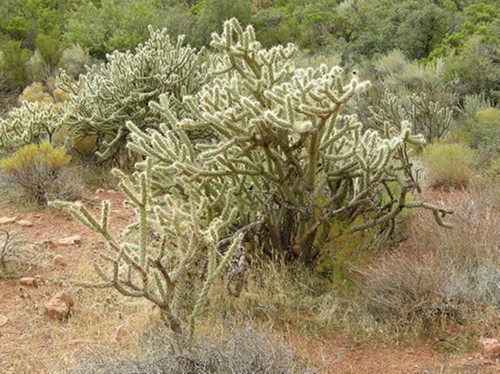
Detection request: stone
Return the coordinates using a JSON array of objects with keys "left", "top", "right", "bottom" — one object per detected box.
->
[
  {"left": 0, "top": 216, "right": 17, "bottom": 224},
  {"left": 0, "top": 315, "right": 8, "bottom": 327},
  {"left": 44, "top": 291, "right": 74, "bottom": 320},
  {"left": 20, "top": 277, "right": 38, "bottom": 287},
  {"left": 115, "top": 325, "right": 132, "bottom": 343},
  {"left": 42, "top": 240, "right": 57, "bottom": 249},
  {"left": 16, "top": 220, "right": 33, "bottom": 227},
  {"left": 58, "top": 235, "right": 82, "bottom": 246},
  {"left": 480, "top": 338, "right": 500, "bottom": 359},
  {"left": 53, "top": 255, "right": 67, "bottom": 267}
]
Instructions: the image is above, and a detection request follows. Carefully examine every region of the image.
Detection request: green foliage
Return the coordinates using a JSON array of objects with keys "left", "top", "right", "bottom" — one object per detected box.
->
[
  {"left": 0, "top": 40, "right": 32, "bottom": 90},
  {"left": 58, "top": 44, "right": 91, "bottom": 78},
  {"left": 64, "top": 0, "right": 167, "bottom": 59},
  {"left": 458, "top": 107, "right": 499, "bottom": 169},
  {"left": 35, "top": 32, "right": 64, "bottom": 74},
  {"left": 58, "top": 26, "right": 204, "bottom": 163},
  {"left": 0, "top": 140, "right": 71, "bottom": 204},
  {"left": 194, "top": 0, "right": 253, "bottom": 46},
  {"left": 421, "top": 143, "right": 474, "bottom": 188},
  {"left": 444, "top": 34, "right": 499, "bottom": 102}
]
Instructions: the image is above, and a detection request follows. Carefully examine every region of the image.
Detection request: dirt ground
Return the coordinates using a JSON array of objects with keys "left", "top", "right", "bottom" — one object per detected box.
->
[{"left": 0, "top": 189, "right": 498, "bottom": 373}]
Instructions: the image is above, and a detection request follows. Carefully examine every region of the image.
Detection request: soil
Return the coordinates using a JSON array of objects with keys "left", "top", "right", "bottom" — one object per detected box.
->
[{"left": 0, "top": 189, "right": 498, "bottom": 373}]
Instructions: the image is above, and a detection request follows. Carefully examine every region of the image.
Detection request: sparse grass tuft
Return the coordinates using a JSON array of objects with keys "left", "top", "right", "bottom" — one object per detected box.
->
[{"left": 421, "top": 142, "right": 475, "bottom": 189}]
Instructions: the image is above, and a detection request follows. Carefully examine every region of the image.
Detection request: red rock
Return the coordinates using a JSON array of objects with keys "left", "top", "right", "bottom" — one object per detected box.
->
[
  {"left": 0, "top": 315, "right": 8, "bottom": 327},
  {"left": 44, "top": 291, "right": 74, "bottom": 320},
  {"left": 16, "top": 220, "right": 33, "bottom": 227},
  {"left": 0, "top": 216, "right": 17, "bottom": 224},
  {"left": 58, "top": 235, "right": 82, "bottom": 246},
  {"left": 480, "top": 338, "right": 500, "bottom": 359},
  {"left": 53, "top": 255, "right": 67, "bottom": 267},
  {"left": 20, "top": 277, "right": 38, "bottom": 287}
]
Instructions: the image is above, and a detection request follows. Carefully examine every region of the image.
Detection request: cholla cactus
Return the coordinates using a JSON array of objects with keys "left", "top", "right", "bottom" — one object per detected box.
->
[
  {"left": 368, "top": 91, "right": 453, "bottom": 143},
  {"left": 58, "top": 26, "right": 204, "bottom": 163},
  {"left": 0, "top": 101, "right": 66, "bottom": 151},
  {"left": 55, "top": 19, "right": 453, "bottom": 337},
  {"left": 128, "top": 19, "right": 451, "bottom": 264},
  {"left": 54, "top": 159, "right": 249, "bottom": 337}
]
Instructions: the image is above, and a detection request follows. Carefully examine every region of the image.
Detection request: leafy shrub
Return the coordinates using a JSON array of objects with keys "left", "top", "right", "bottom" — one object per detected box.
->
[
  {"left": 59, "top": 44, "right": 90, "bottom": 78},
  {"left": 0, "top": 40, "right": 32, "bottom": 90},
  {"left": 0, "top": 141, "right": 72, "bottom": 204},
  {"left": 421, "top": 143, "right": 474, "bottom": 189},
  {"left": 72, "top": 324, "right": 301, "bottom": 373}
]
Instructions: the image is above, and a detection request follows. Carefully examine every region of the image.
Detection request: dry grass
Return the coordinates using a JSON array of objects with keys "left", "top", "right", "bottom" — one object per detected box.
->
[
  {"left": 71, "top": 322, "right": 303, "bottom": 373},
  {"left": 421, "top": 143, "right": 475, "bottom": 189},
  {"left": 353, "top": 187, "right": 499, "bottom": 341}
]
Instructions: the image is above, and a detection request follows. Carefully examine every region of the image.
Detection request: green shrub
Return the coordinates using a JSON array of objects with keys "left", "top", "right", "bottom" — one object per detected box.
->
[
  {"left": 421, "top": 143, "right": 474, "bottom": 189},
  {"left": 458, "top": 108, "right": 499, "bottom": 170},
  {"left": 0, "top": 141, "right": 72, "bottom": 204},
  {"left": 0, "top": 40, "right": 32, "bottom": 90}
]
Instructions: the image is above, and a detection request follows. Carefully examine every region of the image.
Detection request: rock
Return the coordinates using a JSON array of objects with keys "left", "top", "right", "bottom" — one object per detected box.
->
[
  {"left": 53, "top": 255, "right": 67, "bottom": 267},
  {"left": 0, "top": 315, "right": 8, "bottom": 327},
  {"left": 106, "top": 189, "right": 115, "bottom": 194},
  {"left": 20, "top": 277, "right": 38, "bottom": 287},
  {"left": 0, "top": 216, "right": 17, "bottom": 224},
  {"left": 16, "top": 220, "right": 33, "bottom": 227},
  {"left": 96, "top": 188, "right": 105, "bottom": 193},
  {"left": 480, "top": 338, "right": 500, "bottom": 359},
  {"left": 42, "top": 240, "right": 57, "bottom": 249},
  {"left": 115, "top": 325, "right": 132, "bottom": 343},
  {"left": 58, "top": 235, "right": 82, "bottom": 246},
  {"left": 44, "top": 291, "right": 74, "bottom": 320}
]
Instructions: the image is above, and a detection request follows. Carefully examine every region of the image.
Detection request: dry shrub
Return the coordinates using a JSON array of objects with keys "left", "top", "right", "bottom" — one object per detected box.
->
[
  {"left": 0, "top": 141, "right": 81, "bottom": 205},
  {"left": 71, "top": 323, "right": 301, "bottom": 373},
  {"left": 421, "top": 143, "right": 474, "bottom": 189},
  {"left": 354, "top": 188, "right": 499, "bottom": 334}
]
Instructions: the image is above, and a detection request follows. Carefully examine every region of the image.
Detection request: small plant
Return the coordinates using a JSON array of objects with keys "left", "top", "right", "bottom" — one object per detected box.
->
[
  {"left": 0, "top": 141, "right": 71, "bottom": 204},
  {"left": 354, "top": 188, "right": 499, "bottom": 336},
  {"left": 72, "top": 323, "right": 301, "bottom": 373},
  {"left": 421, "top": 143, "right": 474, "bottom": 189}
]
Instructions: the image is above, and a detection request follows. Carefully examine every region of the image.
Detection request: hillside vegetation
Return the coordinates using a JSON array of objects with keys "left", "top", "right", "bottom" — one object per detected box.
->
[{"left": 0, "top": 1, "right": 498, "bottom": 372}]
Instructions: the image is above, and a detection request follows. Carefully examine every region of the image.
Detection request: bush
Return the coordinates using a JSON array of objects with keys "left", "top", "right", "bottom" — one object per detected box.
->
[
  {"left": 72, "top": 324, "right": 301, "bottom": 373},
  {"left": 421, "top": 143, "right": 474, "bottom": 189},
  {"left": 0, "top": 40, "right": 32, "bottom": 90},
  {"left": 0, "top": 141, "right": 72, "bottom": 204},
  {"left": 354, "top": 188, "right": 499, "bottom": 334}
]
